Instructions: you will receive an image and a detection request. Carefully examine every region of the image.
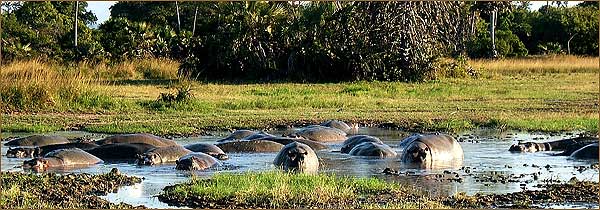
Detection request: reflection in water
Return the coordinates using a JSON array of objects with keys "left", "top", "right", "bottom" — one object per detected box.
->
[{"left": 1, "top": 128, "right": 598, "bottom": 208}]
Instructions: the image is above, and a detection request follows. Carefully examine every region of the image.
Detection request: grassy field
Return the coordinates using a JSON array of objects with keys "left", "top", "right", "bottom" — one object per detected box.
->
[{"left": 1, "top": 56, "right": 598, "bottom": 135}]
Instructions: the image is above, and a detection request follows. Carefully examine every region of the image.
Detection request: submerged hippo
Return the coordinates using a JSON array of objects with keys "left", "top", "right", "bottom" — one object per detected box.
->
[
  {"left": 6, "top": 142, "right": 99, "bottom": 158},
  {"left": 4, "top": 135, "right": 70, "bottom": 147},
  {"left": 215, "top": 140, "right": 284, "bottom": 153},
  {"left": 509, "top": 136, "right": 598, "bottom": 153},
  {"left": 569, "top": 143, "right": 599, "bottom": 159},
  {"left": 320, "top": 120, "right": 357, "bottom": 132},
  {"left": 349, "top": 142, "right": 397, "bottom": 158},
  {"left": 273, "top": 142, "right": 319, "bottom": 173},
  {"left": 86, "top": 143, "right": 157, "bottom": 161},
  {"left": 217, "top": 130, "right": 257, "bottom": 142},
  {"left": 184, "top": 143, "right": 228, "bottom": 160},
  {"left": 95, "top": 133, "right": 177, "bottom": 147},
  {"left": 175, "top": 153, "right": 220, "bottom": 170},
  {"left": 341, "top": 135, "right": 383, "bottom": 153},
  {"left": 22, "top": 148, "right": 103, "bottom": 172},
  {"left": 255, "top": 136, "right": 328, "bottom": 151},
  {"left": 400, "top": 134, "right": 464, "bottom": 168},
  {"left": 241, "top": 131, "right": 276, "bottom": 141},
  {"left": 287, "top": 125, "right": 346, "bottom": 142},
  {"left": 137, "top": 145, "right": 192, "bottom": 165}
]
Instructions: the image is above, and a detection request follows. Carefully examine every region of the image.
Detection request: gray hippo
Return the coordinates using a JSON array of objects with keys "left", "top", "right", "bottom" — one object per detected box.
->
[
  {"left": 184, "top": 143, "right": 228, "bottom": 160},
  {"left": 509, "top": 136, "right": 598, "bottom": 153},
  {"left": 341, "top": 135, "right": 383, "bottom": 153},
  {"left": 215, "top": 140, "right": 284, "bottom": 153},
  {"left": 569, "top": 143, "right": 599, "bottom": 159},
  {"left": 137, "top": 145, "right": 192, "bottom": 165},
  {"left": 175, "top": 152, "right": 220, "bottom": 170},
  {"left": 6, "top": 142, "right": 99, "bottom": 158},
  {"left": 217, "top": 130, "right": 257, "bottom": 142},
  {"left": 400, "top": 134, "right": 464, "bottom": 169},
  {"left": 255, "top": 136, "right": 328, "bottom": 151},
  {"left": 95, "top": 133, "right": 177, "bottom": 147},
  {"left": 241, "top": 131, "right": 276, "bottom": 141},
  {"left": 86, "top": 143, "right": 157, "bottom": 161},
  {"left": 287, "top": 125, "right": 346, "bottom": 142},
  {"left": 398, "top": 133, "right": 423, "bottom": 148},
  {"left": 273, "top": 142, "right": 319, "bottom": 173},
  {"left": 22, "top": 148, "right": 103, "bottom": 172},
  {"left": 4, "top": 135, "right": 70, "bottom": 147},
  {"left": 349, "top": 142, "right": 397, "bottom": 158},
  {"left": 320, "top": 120, "right": 357, "bottom": 132}
]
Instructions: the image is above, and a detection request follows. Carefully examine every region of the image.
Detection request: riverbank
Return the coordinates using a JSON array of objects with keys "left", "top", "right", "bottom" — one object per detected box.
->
[
  {"left": 0, "top": 169, "right": 144, "bottom": 209},
  {"left": 2, "top": 56, "right": 598, "bottom": 136}
]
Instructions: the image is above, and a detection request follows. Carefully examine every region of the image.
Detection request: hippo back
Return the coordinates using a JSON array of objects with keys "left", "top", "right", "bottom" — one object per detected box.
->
[
  {"left": 96, "top": 134, "right": 177, "bottom": 147},
  {"left": 398, "top": 133, "right": 423, "bottom": 148},
  {"left": 349, "top": 142, "right": 397, "bottom": 158},
  {"left": 289, "top": 125, "right": 346, "bottom": 142},
  {"left": 184, "top": 143, "right": 226, "bottom": 156},
  {"left": 38, "top": 142, "right": 99, "bottom": 157},
  {"left": 320, "top": 120, "right": 352, "bottom": 132},
  {"left": 217, "top": 130, "right": 257, "bottom": 142},
  {"left": 4, "top": 135, "right": 70, "bottom": 147},
  {"left": 416, "top": 134, "right": 464, "bottom": 161},
  {"left": 146, "top": 145, "right": 192, "bottom": 163},
  {"left": 176, "top": 152, "right": 220, "bottom": 170},
  {"left": 215, "top": 140, "right": 284, "bottom": 153},
  {"left": 86, "top": 143, "right": 157, "bottom": 160},
  {"left": 341, "top": 135, "right": 383, "bottom": 153},
  {"left": 44, "top": 148, "right": 103, "bottom": 166},
  {"left": 256, "top": 136, "right": 328, "bottom": 151},
  {"left": 570, "top": 143, "right": 599, "bottom": 159}
]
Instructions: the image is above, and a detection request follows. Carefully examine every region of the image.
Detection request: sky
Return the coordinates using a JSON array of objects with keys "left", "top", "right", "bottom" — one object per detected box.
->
[{"left": 87, "top": 1, "right": 584, "bottom": 26}]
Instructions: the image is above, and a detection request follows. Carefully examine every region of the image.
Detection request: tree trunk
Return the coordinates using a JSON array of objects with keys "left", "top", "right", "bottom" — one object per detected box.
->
[
  {"left": 75, "top": 1, "right": 78, "bottom": 47},
  {"left": 192, "top": 6, "right": 198, "bottom": 36},
  {"left": 567, "top": 33, "right": 576, "bottom": 54},
  {"left": 176, "top": 1, "right": 181, "bottom": 33},
  {"left": 490, "top": 8, "right": 497, "bottom": 58}
]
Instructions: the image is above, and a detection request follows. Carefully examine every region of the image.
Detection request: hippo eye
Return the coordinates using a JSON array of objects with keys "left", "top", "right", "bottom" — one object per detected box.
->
[{"left": 424, "top": 148, "right": 430, "bottom": 152}]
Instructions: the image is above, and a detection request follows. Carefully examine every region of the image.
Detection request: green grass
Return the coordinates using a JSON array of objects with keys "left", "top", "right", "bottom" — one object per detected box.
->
[
  {"left": 1, "top": 56, "right": 598, "bottom": 135},
  {"left": 158, "top": 171, "right": 446, "bottom": 209}
]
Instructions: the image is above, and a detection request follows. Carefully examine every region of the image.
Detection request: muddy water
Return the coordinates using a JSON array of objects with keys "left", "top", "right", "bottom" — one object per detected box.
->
[{"left": 1, "top": 128, "right": 598, "bottom": 208}]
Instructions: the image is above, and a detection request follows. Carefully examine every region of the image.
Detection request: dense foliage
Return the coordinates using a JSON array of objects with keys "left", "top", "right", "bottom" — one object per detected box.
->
[{"left": 1, "top": 1, "right": 598, "bottom": 81}]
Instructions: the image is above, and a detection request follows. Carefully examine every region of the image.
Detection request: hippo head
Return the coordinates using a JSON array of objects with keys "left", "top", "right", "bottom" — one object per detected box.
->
[
  {"left": 509, "top": 142, "right": 546, "bottom": 153},
  {"left": 22, "top": 158, "right": 48, "bottom": 172},
  {"left": 403, "top": 142, "right": 432, "bottom": 166},
  {"left": 136, "top": 152, "right": 161, "bottom": 165},
  {"left": 284, "top": 145, "right": 311, "bottom": 172},
  {"left": 214, "top": 153, "right": 229, "bottom": 160},
  {"left": 6, "top": 147, "right": 37, "bottom": 158},
  {"left": 176, "top": 156, "right": 210, "bottom": 170}
]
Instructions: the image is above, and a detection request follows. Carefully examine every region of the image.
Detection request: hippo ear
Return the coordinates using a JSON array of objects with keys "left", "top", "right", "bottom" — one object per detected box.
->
[
  {"left": 175, "top": 160, "right": 179, "bottom": 164},
  {"left": 34, "top": 147, "right": 41, "bottom": 155}
]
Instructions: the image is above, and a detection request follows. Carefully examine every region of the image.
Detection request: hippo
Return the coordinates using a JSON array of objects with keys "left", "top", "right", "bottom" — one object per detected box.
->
[
  {"left": 217, "top": 130, "right": 257, "bottom": 142},
  {"left": 215, "top": 140, "right": 285, "bottom": 153},
  {"left": 137, "top": 145, "right": 192, "bottom": 165},
  {"left": 569, "top": 143, "right": 599, "bottom": 159},
  {"left": 398, "top": 133, "right": 423, "bottom": 148},
  {"left": 86, "top": 143, "right": 157, "bottom": 161},
  {"left": 22, "top": 148, "right": 103, "bottom": 172},
  {"left": 4, "top": 135, "right": 70, "bottom": 147},
  {"left": 95, "top": 133, "right": 177, "bottom": 147},
  {"left": 254, "top": 136, "right": 328, "bottom": 151},
  {"left": 320, "top": 120, "right": 357, "bottom": 132},
  {"left": 6, "top": 142, "right": 99, "bottom": 158},
  {"left": 184, "top": 143, "right": 228, "bottom": 160},
  {"left": 241, "top": 131, "right": 276, "bottom": 141},
  {"left": 286, "top": 125, "right": 346, "bottom": 142},
  {"left": 175, "top": 152, "right": 220, "bottom": 170},
  {"left": 273, "top": 142, "right": 319, "bottom": 173},
  {"left": 509, "top": 136, "right": 598, "bottom": 153},
  {"left": 349, "top": 142, "right": 397, "bottom": 158},
  {"left": 400, "top": 134, "right": 464, "bottom": 169},
  {"left": 341, "top": 135, "right": 383, "bottom": 153}
]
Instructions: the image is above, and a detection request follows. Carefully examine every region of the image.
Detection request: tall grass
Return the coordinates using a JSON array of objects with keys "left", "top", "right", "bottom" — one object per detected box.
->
[
  {"left": 470, "top": 55, "right": 598, "bottom": 75},
  {"left": 78, "top": 58, "right": 179, "bottom": 80}
]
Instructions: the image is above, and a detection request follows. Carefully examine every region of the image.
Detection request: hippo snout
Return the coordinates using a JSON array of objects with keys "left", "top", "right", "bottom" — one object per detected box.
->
[{"left": 215, "top": 154, "right": 229, "bottom": 160}]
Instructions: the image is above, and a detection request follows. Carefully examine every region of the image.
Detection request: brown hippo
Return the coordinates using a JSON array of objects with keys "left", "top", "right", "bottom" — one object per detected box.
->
[
  {"left": 320, "top": 120, "right": 357, "bottom": 132},
  {"left": 241, "top": 131, "right": 276, "bottom": 141},
  {"left": 86, "top": 143, "right": 157, "bottom": 161},
  {"left": 184, "top": 143, "right": 228, "bottom": 160},
  {"left": 22, "top": 148, "right": 103, "bottom": 172},
  {"left": 4, "top": 135, "right": 70, "bottom": 147},
  {"left": 286, "top": 125, "right": 346, "bottom": 142},
  {"left": 95, "top": 133, "right": 177, "bottom": 147},
  {"left": 273, "top": 142, "right": 319, "bottom": 173},
  {"left": 6, "top": 142, "right": 99, "bottom": 158},
  {"left": 137, "top": 145, "right": 192, "bottom": 165},
  {"left": 175, "top": 152, "right": 220, "bottom": 170},
  {"left": 341, "top": 135, "right": 383, "bottom": 153},
  {"left": 400, "top": 134, "right": 464, "bottom": 169},
  {"left": 215, "top": 140, "right": 285, "bottom": 153},
  {"left": 349, "top": 142, "right": 397, "bottom": 158},
  {"left": 569, "top": 143, "right": 599, "bottom": 159},
  {"left": 255, "top": 136, "right": 328, "bottom": 151},
  {"left": 217, "top": 130, "right": 257, "bottom": 142},
  {"left": 509, "top": 136, "right": 598, "bottom": 153}
]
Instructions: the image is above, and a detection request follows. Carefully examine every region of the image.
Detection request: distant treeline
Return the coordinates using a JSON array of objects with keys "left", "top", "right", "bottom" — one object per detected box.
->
[{"left": 1, "top": 1, "right": 598, "bottom": 82}]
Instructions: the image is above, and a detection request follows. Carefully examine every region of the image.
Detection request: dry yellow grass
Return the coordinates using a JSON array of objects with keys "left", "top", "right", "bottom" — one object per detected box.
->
[{"left": 469, "top": 55, "right": 598, "bottom": 74}]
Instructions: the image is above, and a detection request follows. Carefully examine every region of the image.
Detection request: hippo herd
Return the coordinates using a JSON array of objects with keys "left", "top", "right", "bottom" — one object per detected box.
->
[{"left": 4, "top": 120, "right": 599, "bottom": 174}]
